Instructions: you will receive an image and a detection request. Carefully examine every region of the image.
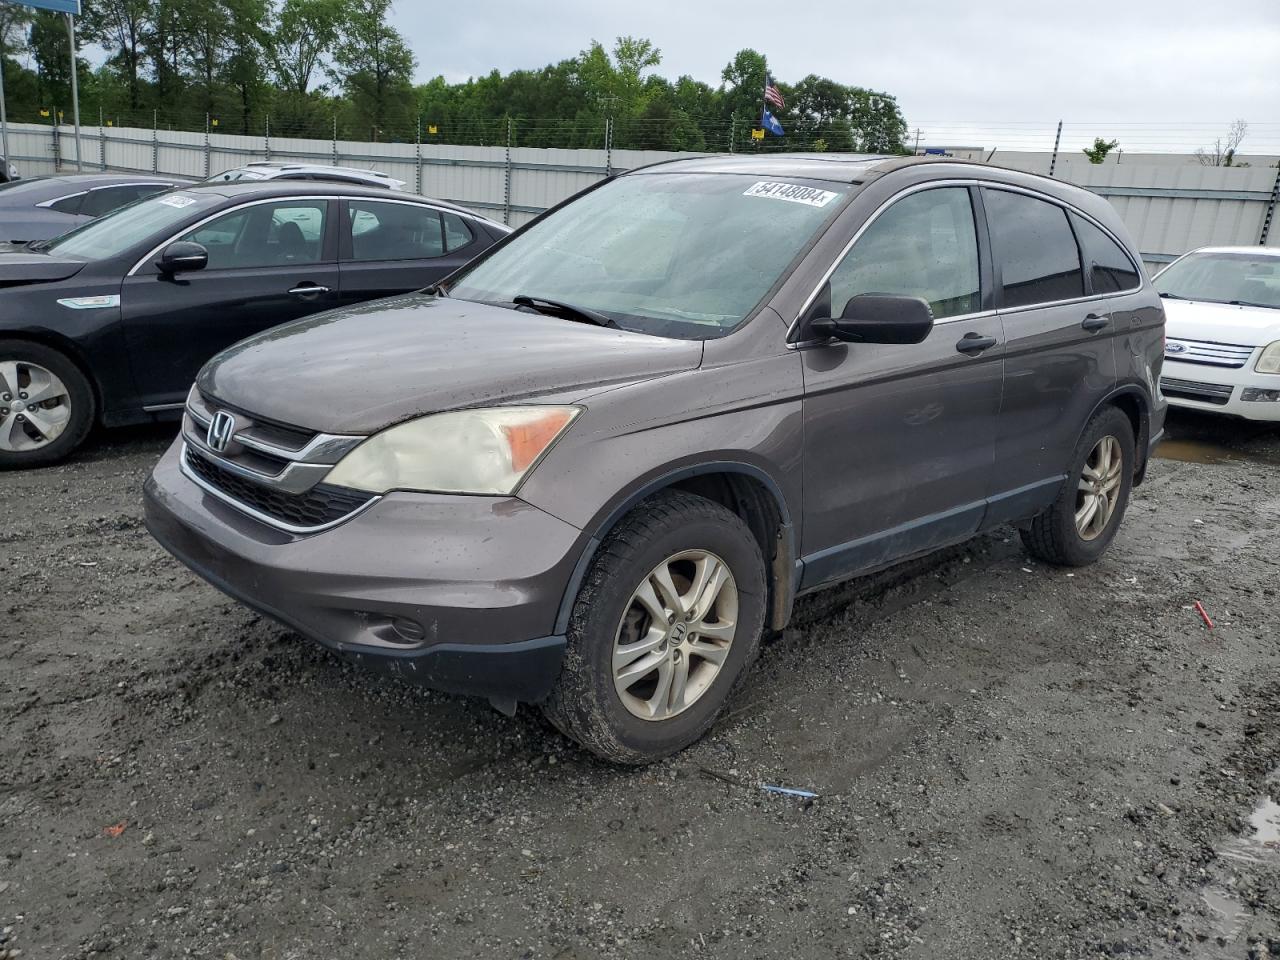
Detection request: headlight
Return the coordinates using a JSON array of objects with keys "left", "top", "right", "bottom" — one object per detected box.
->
[
  {"left": 1256, "top": 341, "right": 1280, "bottom": 375},
  {"left": 324, "top": 406, "right": 580, "bottom": 495}
]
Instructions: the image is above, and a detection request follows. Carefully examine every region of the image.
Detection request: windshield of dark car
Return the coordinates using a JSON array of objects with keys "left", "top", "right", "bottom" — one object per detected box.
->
[
  {"left": 448, "top": 172, "right": 850, "bottom": 338},
  {"left": 38, "top": 192, "right": 222, "bottom": 261},
  {"left": 1155, "top": 252, "right": 1280, "bottom": 309}
]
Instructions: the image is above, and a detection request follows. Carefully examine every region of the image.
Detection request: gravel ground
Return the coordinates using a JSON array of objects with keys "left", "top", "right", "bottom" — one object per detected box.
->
[{"left": 2, "top": 410, "right": 1279, "bottom": 960}]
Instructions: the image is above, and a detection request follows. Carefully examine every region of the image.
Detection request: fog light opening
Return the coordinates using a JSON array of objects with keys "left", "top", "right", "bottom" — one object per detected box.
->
[
  {"left": 391, "top": 617, "right": 428, "bottom": 644},
  {"left": 1240, "top": 388, "right": 1280, "bottom": 403}
]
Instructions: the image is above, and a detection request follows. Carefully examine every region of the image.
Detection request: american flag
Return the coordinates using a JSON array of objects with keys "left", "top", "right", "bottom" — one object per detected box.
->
[{"left": 764, "top": 76, "right": 785, "bottom": 110}]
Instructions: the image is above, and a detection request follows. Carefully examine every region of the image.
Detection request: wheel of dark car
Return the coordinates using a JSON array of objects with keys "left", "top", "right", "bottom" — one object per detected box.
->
[
  {"left": 0, "top": 340, "right": 95, "bottom": 469},
  {"left": 542, "top": 490, "right": 767, "bottom": 764},
  {"left": 1021, "top": 405, "right": 1135, "bottom": 566}
]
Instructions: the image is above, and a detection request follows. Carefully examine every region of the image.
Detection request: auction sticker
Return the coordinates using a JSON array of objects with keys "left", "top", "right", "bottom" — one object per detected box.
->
[
  {"left": 158, "top": 194, "right": 198, "bottom": 208},
  {"left": 743, "top": 181, "right": 840, "bottom": 208}
]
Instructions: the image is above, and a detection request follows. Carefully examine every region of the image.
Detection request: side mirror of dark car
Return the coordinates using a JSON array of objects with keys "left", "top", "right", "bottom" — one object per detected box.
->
[
  {"left": 156, "top": 241, "right": 209, "bottom": 276},
  {"left": 808, "top": 294, "right": 935, "bottom": 344}
]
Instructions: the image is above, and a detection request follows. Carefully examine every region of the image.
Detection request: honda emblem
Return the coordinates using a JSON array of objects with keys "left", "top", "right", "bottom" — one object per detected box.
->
[{"left": 207, "top": 411, "right": 236, "bottom": 453}]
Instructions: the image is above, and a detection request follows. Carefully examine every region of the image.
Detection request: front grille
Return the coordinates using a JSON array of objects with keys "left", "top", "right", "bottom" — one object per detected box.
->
[
  {"left": 1165, "top": 339, "right": 1255, "bottom": 369},
  {"left": 186, "top": 446, "right": 373, "bottom": 529},
  {"left": 1160, "top": 376, "right": 1234, "bottom": 406}
]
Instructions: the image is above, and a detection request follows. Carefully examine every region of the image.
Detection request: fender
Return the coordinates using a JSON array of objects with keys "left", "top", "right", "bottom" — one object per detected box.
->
[
  {"left": 551, "top": 460, "right": 798, "bottom": 636},
  {"left": 1075, "top": 381, "right": 1155, "bottom": 484}
]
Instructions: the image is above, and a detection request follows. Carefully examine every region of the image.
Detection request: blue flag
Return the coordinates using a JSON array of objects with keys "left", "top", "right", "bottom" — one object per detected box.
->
[{"left": 761, "top": 108, "right": 785, "bottom": 137}]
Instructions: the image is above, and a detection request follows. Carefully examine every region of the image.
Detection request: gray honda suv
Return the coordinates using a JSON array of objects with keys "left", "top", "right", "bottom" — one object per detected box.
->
[{"left": 145, "top": 154, "right": 1167, "bottom": 763}]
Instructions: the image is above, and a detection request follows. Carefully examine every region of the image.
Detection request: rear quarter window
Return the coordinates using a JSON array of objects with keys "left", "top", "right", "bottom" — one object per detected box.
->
[{"left": 1070, "top": 213, "right": 1141, "bottom": 293}]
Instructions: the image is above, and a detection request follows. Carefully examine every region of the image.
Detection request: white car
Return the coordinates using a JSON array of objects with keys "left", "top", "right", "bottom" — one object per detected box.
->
[
  {"left": 204, "top": 162, "right": 405, "bottom": 191},
  {"left": 1155, "top": 246, "right": 1280, "bottom": 420}
]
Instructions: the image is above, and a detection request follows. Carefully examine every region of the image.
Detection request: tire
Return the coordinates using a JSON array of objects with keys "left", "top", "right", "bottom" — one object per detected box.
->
[
  {"left": 542, "top": 490, "right": 767, "bottom": 764},
  {"left": 0, "top": 339, "right": 96, "bottom": 469},
  {"left": 1021, "top": 405, "right": 1135, "bottom": 567}
]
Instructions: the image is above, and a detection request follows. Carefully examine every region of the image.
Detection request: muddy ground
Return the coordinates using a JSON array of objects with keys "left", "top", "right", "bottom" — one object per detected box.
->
[{"left": 2, "top": 410, "right": 1279, "bottom": 960}]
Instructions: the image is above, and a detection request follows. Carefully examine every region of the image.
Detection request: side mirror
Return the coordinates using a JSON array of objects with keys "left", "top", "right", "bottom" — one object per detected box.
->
[
  {"left": 808, "top": 294, "right": 935, "bottom": 345},
  {"left": 156, "top": 241, "right": 208, "bottom": 276}
]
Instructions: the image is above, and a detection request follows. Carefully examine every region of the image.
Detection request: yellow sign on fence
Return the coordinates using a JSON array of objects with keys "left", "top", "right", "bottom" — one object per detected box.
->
[
  {"left": 751, "top": 128, "right": 765, "bottom": 141},
  {"left": 428, "top": 124, "right": 438, "bottom": 135}
]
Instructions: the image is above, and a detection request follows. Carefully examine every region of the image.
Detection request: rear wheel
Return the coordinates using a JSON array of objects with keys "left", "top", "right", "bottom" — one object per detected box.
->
[
  {"left": 542, "top": 491, "right": 766, "bottom": 764},
  {"left": 1021, "top": 405, "right": 1135, "bottom": 566},
  {"left": 0, "top": 340, "right": 95, "bottom": 469}
]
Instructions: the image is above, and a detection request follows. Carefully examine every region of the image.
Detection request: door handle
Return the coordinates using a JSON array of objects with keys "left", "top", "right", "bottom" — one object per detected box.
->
[
  {"left": 289, "top": 284, "right": 330, "bottom": 298},
  {"left": 956, "top": 332, "right": 998, "bottom": 355},
  {"left": 1082, "top": 313, "right": 1111, "bottom": 331}
]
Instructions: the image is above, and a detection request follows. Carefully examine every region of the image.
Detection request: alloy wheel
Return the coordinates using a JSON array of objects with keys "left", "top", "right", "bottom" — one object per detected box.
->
[
  {"left": 612, "top": 549, "right": 739, "bottom": 721},
  {"left": 1075, "top": 435, "right": 1123, "bottom": 541},
  {"left": 0, "top": 360, "right": 72, "bottom": 452}
]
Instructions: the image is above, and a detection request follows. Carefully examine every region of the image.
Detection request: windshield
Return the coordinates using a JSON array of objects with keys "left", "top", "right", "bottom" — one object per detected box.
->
[
  {"left": 1155, "top": 252, "right": 1280, "bottom": 309},
  {"left": 38, "top": 191, "right": 222, "bottom": 261},
  {"left": 448, "top": 172, "right": 849, "bottom": 338}
]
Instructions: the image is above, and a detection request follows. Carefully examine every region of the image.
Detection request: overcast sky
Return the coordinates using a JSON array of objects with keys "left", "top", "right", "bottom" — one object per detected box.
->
[{"left": 391, "top": 0, "right": 1280, "bottom": 152}]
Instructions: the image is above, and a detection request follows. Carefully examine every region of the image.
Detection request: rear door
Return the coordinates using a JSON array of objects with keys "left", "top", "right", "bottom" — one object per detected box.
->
[
  {"left": 982, "top": 187, "right": 1120, "bottom": 525},
  {"left": 798, "top": 184, "right": 1006, "bottom": 589},
  {"left": 336, "top": 198, "right": 486, "bottom": 307},
  {"left": 120, "top": 197, "right": 340, "bottom": 409}
]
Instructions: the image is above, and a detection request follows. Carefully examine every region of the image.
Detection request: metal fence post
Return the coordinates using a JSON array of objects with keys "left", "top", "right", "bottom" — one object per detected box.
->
[
  {"left": 604, "top": 117, "right": 613, "bottom": 178},
  {"left": 204, "top": 113, "right": 211, "bottom": 177},
  {"left": 503, "top": 118, "right": 512, "bottom": 226},
  {"left": 332, "top": 115, "right": 339, "bottom": 166},
  {"left": 264, "top": 114, "right": 271, "bottom": 162},
  {"left": 1260, "top": 163, "right": 1280, "bottom": 246},
  {"left": 415, "top": 117, "right": 422, "bottom": 194},
  {"left": 152, "top": 109, "right": 158, "bottom": 173},
  {"left": 99, "top": 106, "right": 106, "bottom": 170},
  {"left": 1048, "top": 120, "right": 1063, "bottom": 178},
  {"left": 52, "top": 113, "right": 61, "bottom": 171},
  {"left": 729, "top": 116, "right": 735, "bottom": 153}
]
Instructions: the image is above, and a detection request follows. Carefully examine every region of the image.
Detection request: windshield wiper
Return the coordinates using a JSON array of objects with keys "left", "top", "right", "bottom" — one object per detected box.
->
[
  {"left": 1227, "top": 300, "right": 1276, "bottom": 309},
  {"left": 512, "top": 294, "right": 619, "bottom": 329},
  {"left": 1157, "top": 292, "right": 1188, "bottom": 300}
]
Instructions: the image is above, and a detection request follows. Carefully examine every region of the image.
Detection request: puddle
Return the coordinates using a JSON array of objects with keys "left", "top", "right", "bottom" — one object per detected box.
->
[
  {"left": 1155, "top": 439, "right": 1241, "bottom": 465},
  {"left": 1200, "top": 773, "right": 1280, "bottom": 943},
  {"left": 1217, "top": 792, "right": 1280, "bottom": 865}
]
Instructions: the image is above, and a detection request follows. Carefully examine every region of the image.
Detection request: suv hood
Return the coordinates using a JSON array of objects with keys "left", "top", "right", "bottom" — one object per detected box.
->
[
  {"left": 198, "top": 293, "right": 704, "bottom": 434},
  {"left": 1163, "top": 298, "right": 1280, "bottom": 346},
  {"left": 0, "top": 245, "right": 87, "bottom": 284}
]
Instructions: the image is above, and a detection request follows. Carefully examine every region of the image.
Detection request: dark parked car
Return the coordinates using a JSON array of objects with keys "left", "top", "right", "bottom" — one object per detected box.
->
[
  {"left": 0, "top": 173, "right": 192, "bottom": 243},
  {"left": 145, "top": 155, "right": 1167, "bottom": 763},
  {"left": 0, "top": 180, "right": 510, "bottom": 466}
]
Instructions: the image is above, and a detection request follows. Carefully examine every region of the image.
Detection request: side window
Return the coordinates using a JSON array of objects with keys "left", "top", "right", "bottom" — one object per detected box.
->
[
  {"left": 828, "top": 187, "right": 981, "bottom": 320},
  {"left": 178, "top": 201, "right": 328, "bottom": 270},
  {"left": 1070, "top": 213, "right": 1140, "bottom": 294},
  {"left": 984, "top": 189, "right": 1085, "bottom": 308},
  {"left": 48, "top": 193, "right": 84, "bottom": 215},
  {"left": 348, "top": 200, "right": 445, "bottom": 261},
  {"left": 443, "top": 212, "right": 474, "bottom": 252}
]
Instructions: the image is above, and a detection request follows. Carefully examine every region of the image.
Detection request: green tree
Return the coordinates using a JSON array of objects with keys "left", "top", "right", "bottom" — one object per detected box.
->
[
  {"left": 272, "top": 0, "right": 344, "bottom": 97},
  {"left": 1083, "top": 137, "right": 1119, "bottom": 163},
  {"left": 82, "top": 0, "right": 153, "bottom": 110},
  {"left": 331, "top": 0, "right": 416, "bottom": 140}
]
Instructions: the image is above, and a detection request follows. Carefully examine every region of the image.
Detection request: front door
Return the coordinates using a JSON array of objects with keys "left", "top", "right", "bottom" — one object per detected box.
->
[
  {"left": 120, "top": 198, "right": 339, "bottom": 409},
  {"left": 798, "top": 185, "right": 1005, "bottom": 589}
]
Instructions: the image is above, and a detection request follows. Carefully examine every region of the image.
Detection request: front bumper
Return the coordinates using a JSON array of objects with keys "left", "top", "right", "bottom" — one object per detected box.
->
[
  {"left": 144, "top": 439, "right": 583, "bottom": 704},
  {"left": 1160, "top": 357, "right": 1280, "bottom": 421}
]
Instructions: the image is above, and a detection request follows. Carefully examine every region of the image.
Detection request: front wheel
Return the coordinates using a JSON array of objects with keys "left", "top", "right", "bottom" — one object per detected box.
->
[
  {"left": 542, "top": 491, "right": 767, "bottom": 764},
  {"left": 0, "top": 340, "right": 95, "bottom": 469},
  {"left": 1021, "top": 405, "right": 1135, "bottom": 566}
]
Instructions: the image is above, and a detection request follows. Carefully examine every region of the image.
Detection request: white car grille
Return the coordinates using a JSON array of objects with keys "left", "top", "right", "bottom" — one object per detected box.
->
[{"left": 1164, "top": 338, "right": 1255, "bottom": 369}]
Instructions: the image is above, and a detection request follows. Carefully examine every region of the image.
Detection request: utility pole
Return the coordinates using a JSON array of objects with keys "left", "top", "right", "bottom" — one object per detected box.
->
[
  {"left": 65, "top": 12, "right": 84, "bottom": 171},
  {"left": 913, "top": 128, "right": 921, "bottom": 154}
]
